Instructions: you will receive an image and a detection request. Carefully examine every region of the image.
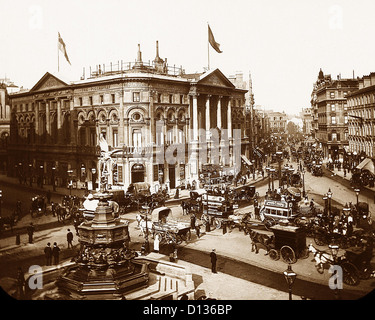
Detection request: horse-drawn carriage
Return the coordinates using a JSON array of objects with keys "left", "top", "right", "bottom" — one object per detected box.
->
[
  {"left": 259, "top": 199, "right": 297, "bottom": 230},
  {"left": 312, "top": 164, "right": 323, "bottom": 176},
  {"left": 308, "top": 236, "right": 374, "bottom": 286},
  {"left": 30, "top": 195, "right": 47, "bottom": 217},
  {"left": 201, "top": 193, "right": 235, "bottom": 229},
  {"left": 249, "top": 224, "right": 309, "bottom": 264},
  {"left": 289, "top": 172, "right": 302, "bottom": 187},
  {"left": 137, "top": 207, "right": 191, "bottom": 245},
  {"left": 181, "top": 189, "right": 206, "bottom": 215},
  {"left": 125, "top": 182, "right": 152, "bottom": 209},
  {"left": 231, "top": 185, "right": 258, "bottom": 204}
]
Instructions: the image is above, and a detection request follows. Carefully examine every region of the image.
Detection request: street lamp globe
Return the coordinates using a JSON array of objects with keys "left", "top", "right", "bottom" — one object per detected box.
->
[{"left": 354, "top": 188, "right": 360, "bottom": 197}]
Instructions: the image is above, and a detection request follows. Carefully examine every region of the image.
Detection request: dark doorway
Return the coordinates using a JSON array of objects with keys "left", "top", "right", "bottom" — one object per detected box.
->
[
  {"left": 169, "top": 165, "right": 175, "bottom": 189},
  {"left": 132, "top": 163, "right": 145, "bottom": 183}
]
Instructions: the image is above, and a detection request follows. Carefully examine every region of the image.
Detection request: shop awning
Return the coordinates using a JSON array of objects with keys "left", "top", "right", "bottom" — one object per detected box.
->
[
  {"left": 356, "top": 158, "right": 374, "bottom": 173},
  {"left": 241, "top": 155, "right": 252, "bottom": 166}
]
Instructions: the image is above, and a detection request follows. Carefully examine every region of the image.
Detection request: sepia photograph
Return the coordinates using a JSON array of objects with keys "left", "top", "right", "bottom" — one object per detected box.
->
[{"left": 0, "top": 0, "right": 375, "bottom": 307}]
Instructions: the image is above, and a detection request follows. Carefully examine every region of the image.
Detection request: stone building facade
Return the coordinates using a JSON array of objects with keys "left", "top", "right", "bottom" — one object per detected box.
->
[
  {"left": 7, "top": 44, "right": 247, "bottom": 192},
  {"left": 347, "top": 72, "right": 375, "bottom": 158},
  {"left": 311, "top": 69, "right": 359, "bottom": 160}
]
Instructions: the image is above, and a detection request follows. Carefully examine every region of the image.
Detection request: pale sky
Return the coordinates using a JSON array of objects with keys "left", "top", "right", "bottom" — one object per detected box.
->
[{"left": 1, "top": 0, "right": 375, "bottom": 115}]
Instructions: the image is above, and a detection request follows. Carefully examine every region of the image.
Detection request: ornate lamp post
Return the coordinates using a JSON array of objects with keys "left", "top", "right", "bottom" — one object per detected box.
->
[
  {"left": 52, "top": 166, "right": 56, "bottom": 191},
  {"left": 283, "top": 264, "right": 297, "bottom": 300},
  {"left": 323, "top": 195, "right": 328, "bottom": 216},
  {"left": 301, "top": 167, "right": 306, "bottom": 197},
  {"left": 266, "top": 166, "right": 271, "bottom": 192},
  {"left": 270, "top": 168, "right": 275, "bottom": 191},
  {"left": 91, "top": 168, "right": 97, "bottom": 191},
  {"left": 67, "top": 169, "right": 73, "bottom": 195},
  {"left": 327, "top": 188, "right": 333, "bottom": 217},
  {"left": 28, "top": 164, "right": 33, "bottom": 187},
  {"left": 354, "top": 188, "right": 360, "bottom": 208},
  {"left": 142, "top": 201, "right": 151, "bottom": 254},
  {"left": 276, "top": 151, "right": 283, "bottom": 188},
  {"left": 40, "top": 165, "right": 44, "bottom": 189},
  {"left": 0, "top": 190, "right": 2, "bottom": 217}
]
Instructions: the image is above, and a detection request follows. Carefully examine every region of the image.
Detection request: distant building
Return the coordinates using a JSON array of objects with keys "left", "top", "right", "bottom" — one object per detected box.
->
[
  {"left": 311, "top": 69, "right": 359, "bottom": 160},
  {"left": 0, "top": 77, "right": 18, "bottom": 174},
  {"left": 265, "top": 110, "right": 287, "bottom": 134},
  {"left": 300, "top": 107, "right": 313, "bottom": 137}
]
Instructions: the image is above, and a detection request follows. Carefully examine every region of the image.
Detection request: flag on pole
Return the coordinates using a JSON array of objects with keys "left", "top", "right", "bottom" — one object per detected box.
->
[
  {"left": 58, "top": 32, "right": 71, "bottom": 65},
  {"left": 208, "top": 24, "right": 222, "bottom": 53}
]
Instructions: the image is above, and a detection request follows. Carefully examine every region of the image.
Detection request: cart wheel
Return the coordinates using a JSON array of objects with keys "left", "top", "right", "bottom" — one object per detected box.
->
[
  {"left": 201, "top": 214, "right": 209, "bottom": 226},
  {"left": 214, "top": 219, "right": 222, "bottom": 229},
  {"left": 269, "top": 249, "right": 280, "bottom": 261},
  {"left": 264, "top": 217, "right": 276, "bottom": 231},
  {"left": 280, "top": 245, "right": 297, "bottom": 264},
  {"left": 313, "top": 233, "right": 326, "bottom": 246},
  {"left": 342, "top": 262, "right": 360, "bottom": 286}
]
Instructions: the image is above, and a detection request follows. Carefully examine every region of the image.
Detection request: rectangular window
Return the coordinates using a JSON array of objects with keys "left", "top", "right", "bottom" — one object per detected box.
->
[
  {"left": 100, "top": 95, "right": 104, "bottom": 104},
  {"left": 158, "top": 93, "right": 162, "bottom": 103},
  {"left": 337, "top": 133, "right": 340, "bottom": 141},
  {"left": 169, "top": 94, "right": 173, "bottom": 103},
  {"left": 344, "top": 116, "right": 348, "bottom": 124},
  {"left": 111, "top": 94, "right": 115, "bottom": 104},
  {"left": 344, "top": 103, "right": 347, "bottom": 111},
  {"left": 330, "top": 92, "right": 335, "bottom": 99},
  {"left": 79, "top": 97, "right": 83, "bottom": 106},
  {"left": 332, "top": 133, "right": 337, "bottom": 141},
  {"left": 113, "top": 128, "right": 118, "bottom": 147},
  {"left": 180, "top": 95, "right": 184, "bottom": 104},
  {"left": 89, "top": 96, "right": 93, "bottom": 105},
  {"left": 117, "top": 165, "right": 123, "bottom": 183},
  {"left": 343, "top": 91, "right": 348, "bottom": 97},
  {"left": 331, "top": 104, "right": 335, "bottom": 111},
  {"left": 133, "top": 129, "right": 142, "bottom": 148},
  {"left": 133, "top": 92, "right": 140, "bottom": 102},
  {"left": 331, "top": 116, "right": 336, "bottom": 124},
  {"left": 328, "top": 133, "right": 332, "bottom": 141},
  {"left": 89, "top": 129, "right": 96, "bottom": 146}
]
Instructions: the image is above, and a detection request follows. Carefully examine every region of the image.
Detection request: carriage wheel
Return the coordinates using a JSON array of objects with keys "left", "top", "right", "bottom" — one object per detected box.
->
[
  {"left": 201, "top": 214, "right": 209, "bottom": 226},
  {"left": 314, "top": 233, "right": 326, "bottom": 246},
  {"left": 280, "top": 246, "right": 297, "bottom": 264},
  {"left": 342, "top": 262, "right": 360, "bottom": 286},
  {"left": 264, "top": 217, "right": 275, "bottom": 231},
  {"left": 213, "top": 219, "right": 222, "bottom": 229},
  {"left": 269, "top": 249, "right": 280, "bottom": 261}
]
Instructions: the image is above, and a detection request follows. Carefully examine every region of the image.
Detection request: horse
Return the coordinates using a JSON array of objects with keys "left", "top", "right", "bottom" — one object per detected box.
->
[
  {"left": 56, "top": 204, "right": 67, "bottom": 223},
  {"left": 249, "top": 229, "right": 274, "bottom": 255},
  {"left": 308, "top": 243, "right": 334, "bottom": 274}
]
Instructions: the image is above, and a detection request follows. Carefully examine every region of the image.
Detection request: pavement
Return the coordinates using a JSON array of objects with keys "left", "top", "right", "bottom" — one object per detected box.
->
[{"left": 1, "top": 165, "right": 375, "bottom": 300}]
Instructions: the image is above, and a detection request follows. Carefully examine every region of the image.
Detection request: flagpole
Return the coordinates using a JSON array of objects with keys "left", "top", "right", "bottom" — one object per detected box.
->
[
  {"left": 207, "top": 22, "right": 210, "bottom": 70},
  {"left": 57, "top": 34, "right": 60, "bottom": 72}
]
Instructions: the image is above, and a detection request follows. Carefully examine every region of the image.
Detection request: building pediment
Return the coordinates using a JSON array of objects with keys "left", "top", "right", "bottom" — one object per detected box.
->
[
  {"left": 30, "top": 72, "right": 69, "bottom": 92},
  {"left": 197, "top": 69, "right": 235, "bottom": 89}
]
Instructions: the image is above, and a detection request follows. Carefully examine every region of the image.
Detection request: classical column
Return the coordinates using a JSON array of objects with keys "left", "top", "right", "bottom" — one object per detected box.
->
[
  {"left": 217, "top": 96, "right": 222, "bottom": 128},
  {"left": 56, "top": 98, "right": 62, "bottom": 144},
  {"left": 35, "top": 101, "right": 40, "bottom": 142},
  {"left": 192, "top": 94, "right": 198, "bottom": 141},
  {"left": 45, "top": 100, "right": 51, "bottom": 135},
  {"left": 118, "top": 91, "right": 124, "bottom": 145},
  {"left": 69, "top": 97, "right": 76, "bottom": 145},
  {"left": 227, "top": 98, "right": 232, "bottom": 139},
  {"left": 205, "top": 95, "right": 211, "bottom": 138}
]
